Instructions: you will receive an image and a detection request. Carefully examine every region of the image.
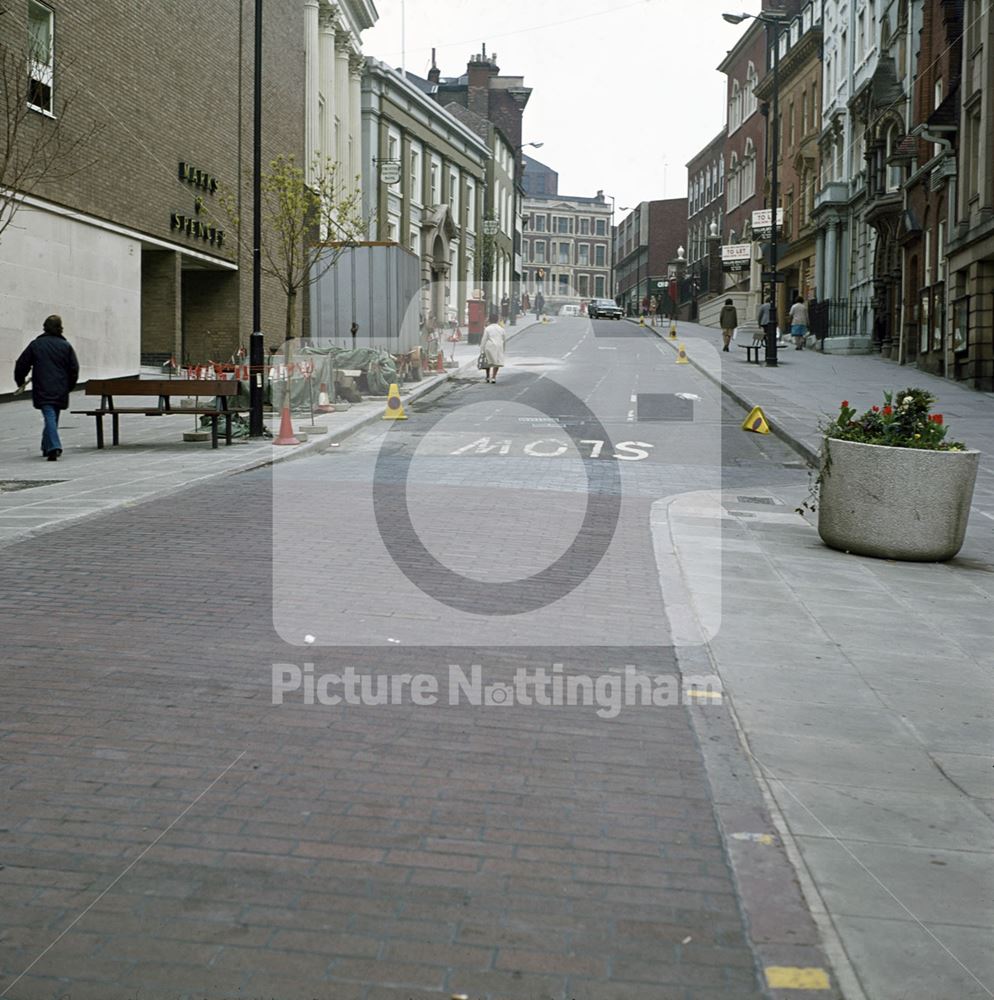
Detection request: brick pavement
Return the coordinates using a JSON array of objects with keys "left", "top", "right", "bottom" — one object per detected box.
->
[{"left": 0, "top": 464, "right": 774, "bottom": 999}]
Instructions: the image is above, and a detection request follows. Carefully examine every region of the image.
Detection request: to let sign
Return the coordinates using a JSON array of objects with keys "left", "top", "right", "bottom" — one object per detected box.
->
[{"left": 721, "top": 243, "right": 752, "bottom": 271}]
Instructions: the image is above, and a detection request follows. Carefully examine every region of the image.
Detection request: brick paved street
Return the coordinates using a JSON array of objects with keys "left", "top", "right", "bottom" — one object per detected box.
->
[{"left": 2, "top": 319, "right": 831, "bottom": 999}]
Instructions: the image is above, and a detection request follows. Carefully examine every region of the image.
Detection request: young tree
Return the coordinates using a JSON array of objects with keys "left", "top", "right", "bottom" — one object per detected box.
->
[
  {"left": 218, "top": 154, "right": 368, "bottom": 343},
  {"left": 0, "top": 5, "right": 100, "bottom": 245}
]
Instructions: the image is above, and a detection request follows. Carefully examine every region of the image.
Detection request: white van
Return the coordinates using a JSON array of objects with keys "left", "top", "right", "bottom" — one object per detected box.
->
[{"left": 559, "top": 304, "right": 580, "bottom": 316}]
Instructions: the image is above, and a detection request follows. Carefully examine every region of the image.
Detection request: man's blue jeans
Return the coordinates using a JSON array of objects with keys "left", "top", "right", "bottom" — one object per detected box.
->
[{"left": 40, "top": 404, "right": 62, "bottom": 455}]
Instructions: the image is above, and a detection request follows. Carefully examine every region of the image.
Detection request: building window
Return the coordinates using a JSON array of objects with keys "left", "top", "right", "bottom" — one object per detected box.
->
[
  {"left": 801, "top": 90, "right": 808, "bottom": 137},
  {"left": 580, "top": 218, "right": 590, "bottom": 235},
  {"left": 578, "top": 243, "right": 590, "bottom": 265},
  {"left": 533, "top": 213, "right": 547, "bottom": 232},
  {"left": 578, "top": 274, "right": 589, "bottom": 297},
  {"left": 410, "top": 146, "right": 422, "bottom": 203},
  {"left": 409, "top": 228, "right": 419, "bottom": 253},
  {"left": 730, "top": 80, "right": 741, "bottom": 130},
  {"left": 594, "top": 244, "right": 606, "bottom": 267},
  {"left": 745, "top": 62, "right": 758, "bottom": 117},
  {"left": 595, "top": 218, "right": 606, "bottom": 236},
  {"left": 27, "top": 1, "right": 54, "bottom": 113},
  {"left": 465, "top": 180, "right": 475, "bottom": 231},
  {"left": 534, "top": 241, "right": 546, "bottom": 263},
  {"left": 595, "top": 275, "right": 605, "bottom": 297},
  {"left": 559, "top": 274, "right": 569, "bottom": 295},
  {"left": 558, "top": 242, "right": 569, "bottom": 264},
  {"left": 430, "top": 161, "right": 439, "bottom": 203},
  {"left": 556, "top": 216, "right": 569, "bottom": 234}
]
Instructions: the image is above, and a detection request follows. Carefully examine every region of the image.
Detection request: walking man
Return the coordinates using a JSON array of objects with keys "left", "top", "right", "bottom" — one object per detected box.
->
[
  {"left": 14, "top": 315, "right": 79, "bottom": 461},
  {"left": 719, "top": 298, "right": 738, "bottom": 352}
]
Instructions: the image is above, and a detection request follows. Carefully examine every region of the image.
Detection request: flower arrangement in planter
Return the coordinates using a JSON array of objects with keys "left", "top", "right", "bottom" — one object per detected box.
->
[
  {"left": 812, "top": 388, "right": 979, "bottom": 562},
  {"left": 825, "top": 388, "right": 965, "bottom": 452}
]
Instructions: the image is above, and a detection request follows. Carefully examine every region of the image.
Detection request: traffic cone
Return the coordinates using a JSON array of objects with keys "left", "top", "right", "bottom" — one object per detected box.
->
[
  {"left": 435, "top": 351, "right": 445, "bottom": 373},
  {"left": 669, "top": 319, "right": 677, "bottom": 339},
  {"left": 316, "top": 383, "right": 335, "bottom": 412},
  {"left": 676, "top": 343, "right": 689, "bottom": 364},
  {"left": 742, "top": 406, "right": 770, "bottom": 434},
  {"left": 382, "top": 383, "right": 407, "bottom": 420},
  {"left": 639, "top": 316, "right": 645, "bottom": 326},
  {"left": 272, "top": 403, "right": 301, "bottom": 445}
]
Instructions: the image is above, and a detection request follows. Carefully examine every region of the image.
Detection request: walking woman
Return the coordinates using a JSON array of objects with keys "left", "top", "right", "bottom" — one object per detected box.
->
[
  {"left": 719, "top": 298, "right": 738, "bottom": 352},
  {"left": 480, "top": 313, "right": 506, "bottom": 383}
]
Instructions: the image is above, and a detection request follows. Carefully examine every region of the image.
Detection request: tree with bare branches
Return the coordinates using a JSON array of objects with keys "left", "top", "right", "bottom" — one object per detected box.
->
[{"left": 0, "top": 4, "right": 100, "bottom": 246}]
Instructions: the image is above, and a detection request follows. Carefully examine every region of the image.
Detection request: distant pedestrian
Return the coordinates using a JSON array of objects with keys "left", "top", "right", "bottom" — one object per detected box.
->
[
  {"left": 14, "top": 315, "right": 79, "bottom": 461},
  {"left": 641, "top": 295, "right": 649, "bottom": 319},
  {"left": 719, "top": 298, "right": 738, "bottom": 352},
  {"left": 500, "top": 294, "right": 510, "bottom": 322},
  {"left": 480, "top": 313, "right": 506, "bottom": 383},
  {"left": 534, "top": 291, "right": 544, "bottom": 318},
  {"left": 757, "top": 296, "right": 775, "bottom": 344},
  {"left": 521, "top": 291, "right": 530, "bottom": 313},
  {"left": 789, "top": 295, "right": 809, "bottom": 350},
  {"left": 649, "top": 295, "right": 658, "bottom": 326}
]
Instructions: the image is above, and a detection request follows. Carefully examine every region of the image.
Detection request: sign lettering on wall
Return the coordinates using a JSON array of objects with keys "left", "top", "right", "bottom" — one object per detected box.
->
[{"left": 172, "top": 161, "right": 225, "bottom": 247}]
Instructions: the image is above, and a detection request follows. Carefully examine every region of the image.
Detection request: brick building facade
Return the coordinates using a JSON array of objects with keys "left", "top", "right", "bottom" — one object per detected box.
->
[
  {"left": 615, "top": 199, "right": 687, "bottom": 316},
  {"left": 0, "top": 0, "right": 306, "bottom": 389}
]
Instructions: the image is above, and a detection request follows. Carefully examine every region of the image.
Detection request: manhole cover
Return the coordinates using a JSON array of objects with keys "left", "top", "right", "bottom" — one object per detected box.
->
[
  {"left": 735, "top": 495, "right": 784, "bottom": 506},
  {"left": 0, "top": 480, "right": 65, "bottom": 494}
]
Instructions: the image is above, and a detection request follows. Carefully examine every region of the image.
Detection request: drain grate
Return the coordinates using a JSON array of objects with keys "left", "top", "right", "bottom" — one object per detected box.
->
[
  {"left": 0, "top": 480, "right": 65, "bottom": 494},
  {"left": 735, "top": 495, "right": 784, "bottom": 506}
]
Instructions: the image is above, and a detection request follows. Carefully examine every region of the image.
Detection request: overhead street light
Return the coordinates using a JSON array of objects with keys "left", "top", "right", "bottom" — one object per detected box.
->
[
  {"left": 722, "top": 7, "right": 789, "bottom": 367},
  {"left": 510, "top": 141, "right": 543, "bottom": 326}
]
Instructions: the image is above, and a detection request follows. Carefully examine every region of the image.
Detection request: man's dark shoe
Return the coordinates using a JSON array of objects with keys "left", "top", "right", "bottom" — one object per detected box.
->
[{"left": 46, "top": 449, "right": 61, "bottom": 461}]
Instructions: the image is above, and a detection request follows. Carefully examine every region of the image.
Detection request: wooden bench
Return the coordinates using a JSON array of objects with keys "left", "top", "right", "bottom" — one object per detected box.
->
[
  {"left": 72, "top": 378, "right": 244, "bottom": 449},
  {"left": 741, "top": 333, "right": 786, "bottom": 364}
]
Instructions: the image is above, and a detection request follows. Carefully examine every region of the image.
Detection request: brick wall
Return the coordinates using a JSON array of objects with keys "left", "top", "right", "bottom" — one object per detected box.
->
[{"left": 4, "top": 0, "right": 305, "bottom": 364}]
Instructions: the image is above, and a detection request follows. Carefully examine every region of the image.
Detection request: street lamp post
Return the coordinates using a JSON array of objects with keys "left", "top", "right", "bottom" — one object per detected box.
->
[
  {"left": 510, "top": 140, "right": 543, "bottom": 326},
  {"left": 249, "top": 0, "right": 265, "bottom": 435},
  {"left": 723, "top": 10, "right": 787, "bottom": 368}
]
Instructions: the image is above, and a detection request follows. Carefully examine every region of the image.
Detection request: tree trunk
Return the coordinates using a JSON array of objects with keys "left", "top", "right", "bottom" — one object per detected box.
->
[{"left": 285, "top": 288, "right": 297, "bottom": 344}]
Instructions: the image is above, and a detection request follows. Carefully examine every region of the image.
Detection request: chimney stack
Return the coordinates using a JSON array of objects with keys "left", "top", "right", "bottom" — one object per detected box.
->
[{"left": 427, "top": 47, "right": 440, "bottom": 84}]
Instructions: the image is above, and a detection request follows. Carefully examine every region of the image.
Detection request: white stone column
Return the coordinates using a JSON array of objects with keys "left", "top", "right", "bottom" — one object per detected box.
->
[
  {"left": 824, "top": 217, "right": 839, "bottom": 301},
  {"left": 350, "top": 55, "right": 363, "bottom": 194},
  {"left": 304, "top": 0, "right": 320, "bottom": 178},
  {"left": 815, "top": 227, "right": 825, "bottom": 300},
  {"left": 335, "top": 35, "right": 351, "bottom": 178},
  {"left": 319, "top": 11, "right": 337, "bottom": 162}
]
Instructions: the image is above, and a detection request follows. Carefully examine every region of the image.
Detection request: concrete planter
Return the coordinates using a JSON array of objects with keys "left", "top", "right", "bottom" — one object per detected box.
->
[{"left": 817, "top": 437, "right": 980, "bottom": 561}]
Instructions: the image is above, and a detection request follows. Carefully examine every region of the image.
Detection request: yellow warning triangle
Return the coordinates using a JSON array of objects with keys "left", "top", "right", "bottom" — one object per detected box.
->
[
  {"left": 382, "top": 382, "right": 408, "bottom": 420},
  {"left": 742, "top": 405, "right": 770, "bottom": 434},
  {"left": 676, "top": 342, "right": 689, "bottom": 364}
]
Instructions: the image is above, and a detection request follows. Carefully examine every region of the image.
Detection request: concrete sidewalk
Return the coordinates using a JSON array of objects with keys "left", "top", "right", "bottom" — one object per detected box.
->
[
  {"left": 0, "top": 321, "right": 540, "bottom": 548},
  {"left": 648, "top": 317, "right": 994, "bottom": 999}
]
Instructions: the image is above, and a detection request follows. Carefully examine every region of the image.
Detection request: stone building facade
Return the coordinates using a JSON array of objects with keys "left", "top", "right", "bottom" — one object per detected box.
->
[
  {"left": 615, "top": 199, "right": 687, "bottom": 316},
  {"left": 1, "top": 0, "right": 305, "bottom": 389},
  {"left": 522, "top": 192, "right": 613, "bottom": 308},
  {"left": 361, "top": 59, "right": 488, "bottom": 330}
]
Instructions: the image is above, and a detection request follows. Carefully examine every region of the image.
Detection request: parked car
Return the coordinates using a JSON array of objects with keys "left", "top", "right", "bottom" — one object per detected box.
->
[{"left": 588, "top": 298, "right": 623, "bottom": 320}]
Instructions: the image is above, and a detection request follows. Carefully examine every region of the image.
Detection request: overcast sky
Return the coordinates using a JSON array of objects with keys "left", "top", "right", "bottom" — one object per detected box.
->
[{"left": 363, "top": 0, "right": 765, "bottom": 218}]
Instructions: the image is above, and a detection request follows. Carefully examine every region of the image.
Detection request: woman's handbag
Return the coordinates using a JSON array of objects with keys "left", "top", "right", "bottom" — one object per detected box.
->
[{"left": 477, "top": 351, "right": 488, "bottom": 370}]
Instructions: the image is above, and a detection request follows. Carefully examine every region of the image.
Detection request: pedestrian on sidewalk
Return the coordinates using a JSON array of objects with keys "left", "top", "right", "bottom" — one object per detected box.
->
[
  {"left": 500, "top": 293, "right": 510, "bottom": 322},
  {"left": 789, "top": 294, "right": 809, "bottom": 350},
  {"left": 649, "top": 295, "right": 658, "bottom": 326},
  {"left": 480, "top": 313, "right": 506, "bottom": 384},
  {"left": 14, "top": 315, "right": 79, "bottom": 461},
  {"left": 719, "top": 298, "right": 738, "bottom": 352},
  {"left": 757, "top": 296, "right": 776, "bottom": 347}
]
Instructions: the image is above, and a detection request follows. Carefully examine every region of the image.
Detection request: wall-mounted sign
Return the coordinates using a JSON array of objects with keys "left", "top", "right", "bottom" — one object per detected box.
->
[
  {"left": 721, "top": 242, "right": 751, "bottom": 272},
  {"left": 482, "top": 219, "right": 499, "bottom": 236},
  {"left": 179, "top": 161, "right": 219, "bottom": 193},
  {"left": 379, "top": 160, "right": 402, "bottom": 185},
  {"left": 173, "top": 161, "right": 224, "bottom": 247}
]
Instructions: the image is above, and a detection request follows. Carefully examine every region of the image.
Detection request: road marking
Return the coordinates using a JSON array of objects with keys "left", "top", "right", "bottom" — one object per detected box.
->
[
  {"left": 764, "top": 966, "right": 831, "bottom": 990},
  {"left": 731, "top": 832, "right": 776, "bottom": 845}
]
